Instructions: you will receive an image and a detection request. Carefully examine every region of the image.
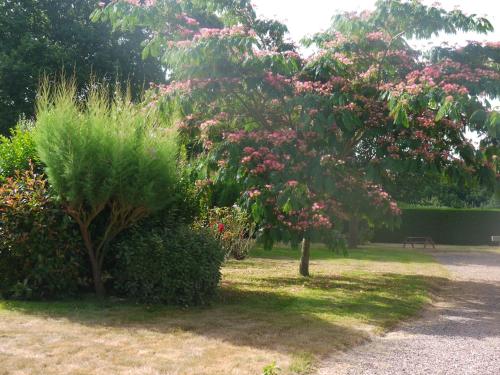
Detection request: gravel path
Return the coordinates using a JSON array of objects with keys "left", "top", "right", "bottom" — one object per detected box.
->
[{"left": 317, "top": 251, "right": 500, "bottom": 375}]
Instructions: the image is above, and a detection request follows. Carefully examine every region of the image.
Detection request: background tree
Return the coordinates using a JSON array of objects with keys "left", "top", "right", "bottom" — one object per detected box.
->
[
  {"left": 0, "top": 0, "right": 165, "bottom": 134},
  {"left": 96, "top": 0, "right": 499, "bottom": 275}
]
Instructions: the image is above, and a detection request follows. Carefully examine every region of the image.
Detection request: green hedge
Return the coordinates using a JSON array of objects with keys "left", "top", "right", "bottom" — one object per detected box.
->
[
  {"left": 373, "top": 208, "right": 500, "bottom": 245},
  {"left": 111, "top": 225, "right": 224, "bottom": 305}
]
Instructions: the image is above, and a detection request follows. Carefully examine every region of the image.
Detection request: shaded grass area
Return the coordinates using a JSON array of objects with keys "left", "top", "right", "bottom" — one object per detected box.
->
[{"left": 0, "top": 245, "right": 447, "bottom": 375}]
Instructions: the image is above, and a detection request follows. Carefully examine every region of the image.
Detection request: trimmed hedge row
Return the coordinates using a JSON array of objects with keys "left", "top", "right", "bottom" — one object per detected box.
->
[
  {"left": 373, "top": 208, "right": 500, "bottom": 245},
  {"left": 111, "top": 225, "right": 224, "bottom": 305}
]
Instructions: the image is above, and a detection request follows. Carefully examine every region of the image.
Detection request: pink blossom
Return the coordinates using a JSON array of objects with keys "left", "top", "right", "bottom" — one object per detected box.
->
[
  {"left": 283, "top": 50, "right": 301, "bottom": 59},
  {"left": 200, "top": 119, "right": 219, "bottom": 131},
  {"left": 312, "top": 202, "right": 326, "bottom": 211},
  {"left": 251, "top": 165, "right": 266, "bottom": 174},
  {"left": 484, "top": 41, "right": 500, "bottom": 48},
  {"left": 248, "top": 189, "right": 261, "bottom": 198},
  {"left": 311, "top": 214, "right": 332, "bottom": 229},
  {"left": 177, "top": 27, "right": 194, "bottom": 37},
  {"left": 203, "top": 140, "right": 213, "bottom": 150},
  {"left": 225, "top": 130, "right": 246, "bottom": 143},
  {"left": 333, "top": 52, "right": 353, "bottom": 65},
  {"left": 323, "top": 32, "right": 348, "bottom": 48},
  {"left": 265, "top": 72, "right": 291, "bottom": 90},
  {"left": 366, "top": 31, "right": 389, "bottom": 42},
  {"left": 241, "top": 156, "right": 252, "bottom": 164},
  {"left": 183, "top": 15, "right": 199, "bottom": 26},
  {"left": 193, "top": 26, "right": 252, "bottom": 41}
]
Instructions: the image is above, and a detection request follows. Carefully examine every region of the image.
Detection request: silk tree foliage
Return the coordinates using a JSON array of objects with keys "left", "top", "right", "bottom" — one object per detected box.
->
[{"left": 96, "top": 0, "right": 500, "bottom": 276}]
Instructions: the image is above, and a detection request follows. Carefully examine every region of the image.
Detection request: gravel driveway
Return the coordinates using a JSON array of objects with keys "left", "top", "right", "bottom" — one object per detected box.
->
[{"left": 317, "top": 251, "right": 500, "bottom": 375}]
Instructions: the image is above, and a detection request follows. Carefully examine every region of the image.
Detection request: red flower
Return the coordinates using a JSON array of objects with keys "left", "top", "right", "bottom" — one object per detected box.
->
[{"left": 218, "top": 223, "right": 225, "bottom": 233}]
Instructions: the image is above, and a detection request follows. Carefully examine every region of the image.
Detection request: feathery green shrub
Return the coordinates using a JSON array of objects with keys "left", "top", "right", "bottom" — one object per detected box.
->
[{"left": 34, "top": 80, "right": 180, "bottom": 297}]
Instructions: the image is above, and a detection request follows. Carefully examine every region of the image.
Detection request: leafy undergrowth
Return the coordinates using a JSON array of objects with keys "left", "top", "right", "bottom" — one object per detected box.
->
[{"left": 0, "top": 245, "right": 447, "bottom": 375}]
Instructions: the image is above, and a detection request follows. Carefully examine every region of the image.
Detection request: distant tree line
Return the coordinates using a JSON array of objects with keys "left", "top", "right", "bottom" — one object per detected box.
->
[{"left": 0, "top": 0, "right": 165, "bottom": 134}]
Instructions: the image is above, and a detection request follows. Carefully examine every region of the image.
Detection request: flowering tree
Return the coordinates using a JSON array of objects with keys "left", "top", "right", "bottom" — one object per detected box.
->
[{"left": 96, "top": 0, "right": 499, "bottom": 276}]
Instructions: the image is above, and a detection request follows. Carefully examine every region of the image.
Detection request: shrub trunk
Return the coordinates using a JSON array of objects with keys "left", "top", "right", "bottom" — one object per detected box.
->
[{"left": 90, "top": 258, "right": 105, "bottom": 299}]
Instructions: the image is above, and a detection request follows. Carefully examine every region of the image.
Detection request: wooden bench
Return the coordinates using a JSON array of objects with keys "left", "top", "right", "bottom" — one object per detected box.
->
[
  {"left": 403, "top": 236, "right": 435, "bottom": 249},
  {"left": 491, "top": 236, "right": 500, "bottom": 245}
]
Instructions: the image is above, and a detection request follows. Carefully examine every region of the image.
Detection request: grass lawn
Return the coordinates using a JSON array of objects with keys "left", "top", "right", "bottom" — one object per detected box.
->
[{"left": 0, "top": 244, "right": 448, "bottom": 375}]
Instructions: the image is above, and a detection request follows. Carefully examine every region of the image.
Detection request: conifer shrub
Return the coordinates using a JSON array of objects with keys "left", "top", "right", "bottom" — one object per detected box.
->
[{"left": 34, "top": 79, "right": 180, "bottom": 297}]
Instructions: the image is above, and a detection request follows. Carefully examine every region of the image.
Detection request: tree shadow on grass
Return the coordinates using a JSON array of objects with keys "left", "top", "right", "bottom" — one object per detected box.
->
[
  {"left": 220, "top": 273, "right": 448, "bottom": 329},
  {"left": 0, "top": 273, "right": 451, "bottom": 358}
]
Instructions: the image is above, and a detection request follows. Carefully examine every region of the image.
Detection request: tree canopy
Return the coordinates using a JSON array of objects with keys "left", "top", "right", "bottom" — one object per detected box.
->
[{"left": 95, "top": 0, "right": 499, "bottom": 275}]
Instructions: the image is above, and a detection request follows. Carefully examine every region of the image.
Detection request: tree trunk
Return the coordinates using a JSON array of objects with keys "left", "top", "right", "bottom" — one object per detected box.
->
[
  {"left": 77, "top": 220, "right": 106, "bottom": 299},
  {"left": 299, "top": 236, "right": 310, "bottom": 277},
  {"left": 90, "top": 257, "right": 105, "bottom": 299},
  {"left": 348, "top": 215, "right": 359, "bottom": 249}
]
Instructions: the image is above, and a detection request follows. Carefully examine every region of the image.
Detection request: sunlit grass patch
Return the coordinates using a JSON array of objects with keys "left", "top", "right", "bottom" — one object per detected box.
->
[{"left": 0, "top": 244, "right": 448, "bottom": 374}]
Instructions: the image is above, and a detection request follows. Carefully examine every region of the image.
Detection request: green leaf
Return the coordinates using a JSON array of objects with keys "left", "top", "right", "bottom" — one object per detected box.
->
[
  {"left": 141, "top": 44, "right": 151, "bottom": 60},
  {"left": 469, "top": 109, "right": 487, "bottom": 125},
  {"left": 486, "top": 111, "right": 500, "bottom": 138},
  {"left": 251, "top": 201, "right": 265, "bottom": 222},
  {"left": 282, "top": 198, "right": 293, "bottom": 214},
  {"left": 435, "top": 101, "right": 450, "bottom": 121},
  {"left": 393, "top": 105, "right": 409, "bottom": 128}
]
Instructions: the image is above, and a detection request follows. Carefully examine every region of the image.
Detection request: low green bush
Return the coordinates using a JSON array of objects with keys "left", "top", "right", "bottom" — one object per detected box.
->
[
  {"left": 0, "top": 168, "right": 88, "bottom": 299},
  {"left": 111, "top": 225, "right": 224, "bottom": 305},
  {"left": 373, "top": 207, "right": 500, "bottom": 245},
  {"left": 0, "top": 123, "right": 39, "bottom": 181}
]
